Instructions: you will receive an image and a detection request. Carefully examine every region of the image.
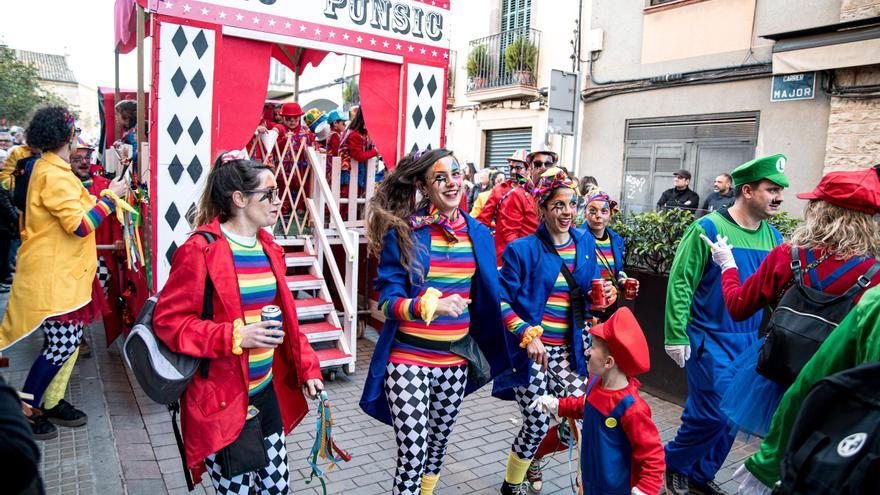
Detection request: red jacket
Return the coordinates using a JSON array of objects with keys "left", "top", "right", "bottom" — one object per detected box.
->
[
  {"left": 153, "top": 219, "right": 321, "bottom": 474},
  {"left": 721, "top": 244, "right": 880, "bottom": 321},
  {"left": 327, "top": 131, "right": 342, "bottom": 157},
  {"left": 340, "top": 130, "right": 379, "bottom": 162},
  {"left": 476, "top": 180, "right": 538, "bottom": 265}
]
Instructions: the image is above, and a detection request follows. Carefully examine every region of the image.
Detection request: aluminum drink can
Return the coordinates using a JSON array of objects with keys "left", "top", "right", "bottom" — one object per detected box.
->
[
  {"left": 261, "top": 305, "right": 283, "bottom": 330},
  {"left": 591, "top": 279, "right": 608, "bottom": 307},
  {"left": 624, "top": 279, "right": 639, "bottom": 300}
]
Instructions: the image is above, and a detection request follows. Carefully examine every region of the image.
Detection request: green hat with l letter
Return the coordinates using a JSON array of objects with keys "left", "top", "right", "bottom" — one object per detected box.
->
[{"left": 731, "top": 153, "right": 790, "bottom": 188}]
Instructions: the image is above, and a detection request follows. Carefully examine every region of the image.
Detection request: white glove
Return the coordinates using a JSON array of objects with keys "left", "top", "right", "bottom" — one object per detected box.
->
[
  {"left": 700, "top": 234, "right": 737, "bottom": 272},
  {"left": 631, "top": 487, "right": 648, "bottom": 495},
  {"left": 732, "top": 464, "right": 773, "bottom": 495},
  {"left": 665, "top": 344, "right": 691, "bottom": 368},
  {"left": 528, "top": 395, "right": 559, "bottom": 416}
]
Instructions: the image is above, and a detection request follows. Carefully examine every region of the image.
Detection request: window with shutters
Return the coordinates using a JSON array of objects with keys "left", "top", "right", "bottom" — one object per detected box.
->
[
  {"left": 621, "top": 112, "right": 759, "bottom": 214},
  {"left": 484, "top": 128, "right": 532, "bottom": 174}
]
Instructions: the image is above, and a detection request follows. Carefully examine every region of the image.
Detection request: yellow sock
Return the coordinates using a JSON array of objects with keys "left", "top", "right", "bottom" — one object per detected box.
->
[
  {"left": 504, "top": 450, "right": 532, "bottom": 485},
  {"left": 421, "top": 473, "right": 440, "bottom": 495},
  {"left": 43, "top": 348, "right": 79, "bottom": 409}
]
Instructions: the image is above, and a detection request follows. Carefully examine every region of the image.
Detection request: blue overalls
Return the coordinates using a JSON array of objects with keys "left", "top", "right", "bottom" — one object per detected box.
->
[{"left": 581, "top": 376, "right": 636, "bottom": 495}]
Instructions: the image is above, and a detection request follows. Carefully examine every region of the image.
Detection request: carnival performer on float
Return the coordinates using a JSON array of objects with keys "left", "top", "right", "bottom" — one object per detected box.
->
[
  {"left": 153, "top": 151, "right": 323, "bottom": 494},
  {"left": 113, "top": 99, "right": 138, "bottom": 167},
  {"left": 493, "top": 168, "right": 610, "bottom": 495},
  {"left": 0, "top": 106, "right": 129, "bottom": 440},
  {"left": 359, "top": 148, "right": 511, "bottom": 495},
  {"left": 701, "top": 167, "right": 880, "bottom": 438}
]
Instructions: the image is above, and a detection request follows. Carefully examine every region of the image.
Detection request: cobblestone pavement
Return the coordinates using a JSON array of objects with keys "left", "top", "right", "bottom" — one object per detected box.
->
[{"left": 3, "top": 295, "right": 756, "bottom": 494}]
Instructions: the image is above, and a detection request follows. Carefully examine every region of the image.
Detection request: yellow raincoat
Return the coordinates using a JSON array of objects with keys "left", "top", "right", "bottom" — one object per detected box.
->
[{"left": 0, "top": 152, "right": 99, "bottom": 349}]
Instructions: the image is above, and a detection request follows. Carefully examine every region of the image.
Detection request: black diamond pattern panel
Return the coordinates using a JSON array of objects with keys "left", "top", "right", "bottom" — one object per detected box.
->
[
  {"left": 171, "top": 26, "right": 188, "bottom": 56},
  {"left": 166, "top": 240, "right": 179, "bottom": 265},
  {"left": 167, "top": 116, "right": 183, "bottom": 144},
  {"left": 171, "top": 68, "right": 187, "bottom": 97},
  {"left": 425, "top": 107, "right": 436, "bottom": 130},
  {"left": 192, "top": 31, "right": 209, "bottom": 59},
  {"left": 411, "top": 142, "right": 420, "bottom": 154},
  {"left": 188, "top": 117, "right": 203, "bottom": 144},
  {"left": 165, "top": 202, "right": 181, "bottom": 230},
  {"left": 168, "top": 155, "right": 184, "bottom": 184},
  {"left": 187, "top": 156, "right": 203, "bottom": 183},
  {"left": 190, "top": 70, "right": 206, "bottom": 98},
  {"left": 427, "top": 75, "right": 437, "bottom": 97},
  {"left": 413, "top": 73, "right": 424, "bottom": 96},
  {"left": 412, "top": 106, "right": 422, "bottom": 128}
]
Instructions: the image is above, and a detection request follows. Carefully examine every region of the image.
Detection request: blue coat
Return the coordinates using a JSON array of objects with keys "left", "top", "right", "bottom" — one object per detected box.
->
[
  {"left": 606, "top": 227, "right": 626, "bottom": 279},
  {"left": 492, "top": 224, "right": 601, "bottom": 399},
  {"left": 359, "top": 212, "right": 512, "bottom": 426}
]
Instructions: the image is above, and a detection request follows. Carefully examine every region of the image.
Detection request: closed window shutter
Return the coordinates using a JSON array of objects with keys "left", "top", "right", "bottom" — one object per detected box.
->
[{"left": 485, "top": 128, "right": 532, "bottom": 173}]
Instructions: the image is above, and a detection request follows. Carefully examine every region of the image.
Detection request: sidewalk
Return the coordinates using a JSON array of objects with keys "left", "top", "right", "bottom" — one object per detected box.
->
[{"left": 2, "top": 290, "right": 756, "bottom": 494}]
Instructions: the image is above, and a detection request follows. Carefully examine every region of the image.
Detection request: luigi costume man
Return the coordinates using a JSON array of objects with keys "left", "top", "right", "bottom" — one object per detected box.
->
[{"left": 662, "top": 155, "right": 789, "bottom": 495}]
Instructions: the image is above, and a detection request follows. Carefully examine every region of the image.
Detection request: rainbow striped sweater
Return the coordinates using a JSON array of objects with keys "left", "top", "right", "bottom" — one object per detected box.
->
[
  {"left": 225, "top": 232, "right": 278, "bottom": 397},
  {"left": 501, "top": 238, "right": 576, "bottom": 346},
  {"left": 384, "top": 215, "right": 476, "bottom": 367}
]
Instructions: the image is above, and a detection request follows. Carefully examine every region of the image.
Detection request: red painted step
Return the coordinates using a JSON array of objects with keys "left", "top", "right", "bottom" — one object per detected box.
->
[
  {"left": 286, "top": 274, "right": 323, "bottom": 290},
  {"left": 315, "top": 348, "right": 352, "bottom": 366},
  {"left": 300, "top": 322, "right": 343, "bottom": 342}
]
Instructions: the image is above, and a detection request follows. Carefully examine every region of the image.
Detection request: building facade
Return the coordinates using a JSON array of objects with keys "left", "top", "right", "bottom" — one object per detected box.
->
[{"left": 579, "top": 0, "right": 880, "bottom": 214}]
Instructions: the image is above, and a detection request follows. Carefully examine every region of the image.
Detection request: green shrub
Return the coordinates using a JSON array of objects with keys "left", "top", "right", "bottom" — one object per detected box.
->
[
  {"left": 767, "top": 211, "right": 801, "bottom": 240},
  {"left": 504, "top": 36, "right": 538, "bottom": 75},
  {"left": 611, "top": 208, "right": 695, "bottom": 275},
  {"left": 466, "top": 44, "right": 491, "bottom": 79}
]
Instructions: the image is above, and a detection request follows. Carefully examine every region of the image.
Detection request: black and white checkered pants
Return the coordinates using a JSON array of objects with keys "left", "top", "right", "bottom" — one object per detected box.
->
[
  {"left": 204, "top": 430, "right": 289, "bottom": 495},
  {"left": 96, "top": 255, "right": 111, "bottom": 298},
  {"left": 511, "top": 344, "right": 587, "bottom": 459},
  {"left": 385, "top": 362, "right": 468, "bottom": 495},
  {"left": 42, "top": 320, "right": 84, "bottom": 366}
]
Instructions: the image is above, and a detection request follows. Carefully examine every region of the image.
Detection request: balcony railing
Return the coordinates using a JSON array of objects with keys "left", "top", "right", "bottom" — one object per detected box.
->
[{"left": 466, "top": 27, "right": 541, "bottom": 92}]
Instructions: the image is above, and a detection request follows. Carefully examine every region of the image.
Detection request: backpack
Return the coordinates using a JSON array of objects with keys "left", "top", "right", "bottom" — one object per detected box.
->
[
  {"left": 775, "top": 361, "right": 880, "bottom": 494},
  {"left": 121, "top": 231, "right": 216, "bottom": 491},
  {"left": 756, "top": 247, "right": 880, "bottom": 387}
]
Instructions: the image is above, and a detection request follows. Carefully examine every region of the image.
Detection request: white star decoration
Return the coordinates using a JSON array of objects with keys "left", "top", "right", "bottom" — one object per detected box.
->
[
  {"left": 370, "top": 38, "right": 377, "bottom": 45},
  {"left": 314, "top": 27, "right": 322, "bottom": 35},
  {"left": 252, "top": 16, "right": 260, "bottom": 24},
  {"left": 200, "top": 7, "right": 208, "bottom": 15},
  {"left": 443, "top": 51, "right": 449, "bottom": 59},
  {"left": 395, "top": 43, "right": 402, "bottom": 50},
  {"left": 182, "top": 4, "right": 190, "bottom": 13},
  {"left": 420, "top": 48, "right": 426, "bottom": 54},
  {"left": 268, "top": 19, "right": 276, "bottom": 26},
  {"left": 356, "top": 36, "right": 363, "bottom": 43},
  {"left": 432, "top": 50, "right": 438, "bottom": 57},
  {"left": 342, "top": 33, "right": 350, "bottom": 40},
  {"left": 164, "top": 2, "right": 173, "bottom": 9},
  {"left": 329, "top": 31, "right": 336, "bottom": 38},
  {"left": 408, "top": 45, "right": 414, "bottom": 52},
  {"left": 284, "top": 22, "right": 291, "bottom": 29},
  {"left": 382, "top": 40, "right": 390, "bottom": 48},
  {"left": 218, "top": 11, "right": 227, "bottom": 19},
  {"left": 235, "top": 13, "right": 244, "bottom": 21},
  {"left": 300, "top": 25, "right": 307, "bottom": 32}
]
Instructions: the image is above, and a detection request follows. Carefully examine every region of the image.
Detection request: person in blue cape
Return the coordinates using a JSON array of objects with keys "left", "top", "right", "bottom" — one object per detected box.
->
[
  {"left": 492, "top": 168, "right": 610, "bottom": 495},
  {"left": 359, "top": 148, "right": 512, "bottom": 495}
]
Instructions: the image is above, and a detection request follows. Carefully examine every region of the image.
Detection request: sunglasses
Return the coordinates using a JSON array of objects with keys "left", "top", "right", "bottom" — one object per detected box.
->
[
  {"left": 247, "top": 187, "right": 279, "bottom": 202},
  {"left": 532, "top": 160, "right": 553, "bottom": 167}
]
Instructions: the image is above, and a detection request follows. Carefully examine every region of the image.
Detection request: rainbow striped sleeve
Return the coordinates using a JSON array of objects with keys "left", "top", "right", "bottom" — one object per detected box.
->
[
  {"left": 501, "top": 301, "right": 529, "bottom": 338},
  {"left": 382, "top": 297, "right": 422, "bottom": 321},
  {"left": 74, "top": 196, "right": 115, "bottom": 237}
]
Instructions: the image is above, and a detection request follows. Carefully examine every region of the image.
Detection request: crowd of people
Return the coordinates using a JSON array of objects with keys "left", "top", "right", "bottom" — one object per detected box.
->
[{"left": 0, "top": 98, "right": 878, "bottom": 495}]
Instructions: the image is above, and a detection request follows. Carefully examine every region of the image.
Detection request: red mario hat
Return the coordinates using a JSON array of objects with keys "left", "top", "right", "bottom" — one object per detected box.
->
[
  {"left": 279, "top": 102, "right": 305, "bottom": 117},
  {"left": 796, "top": 166, "right": 880, "bottom": 215},
  {"left": 588, "top": 307, "right": 650, "bottom": 376}
]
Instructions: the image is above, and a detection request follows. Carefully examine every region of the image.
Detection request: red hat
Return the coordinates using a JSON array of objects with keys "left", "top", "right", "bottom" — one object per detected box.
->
[
  {"left": 588, "top": 307, "right": 650, "bottom": 376},
  {"left": 796, "top": 166, "right": 880, "bottom": 214},
  {"left": 279, "top": 102, "right": 305, "bottom": 117}
]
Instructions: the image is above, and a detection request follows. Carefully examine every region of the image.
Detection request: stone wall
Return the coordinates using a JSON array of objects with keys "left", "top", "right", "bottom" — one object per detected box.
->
[{"left": 824, "top": 1, "right": 880, "bottom": 171}]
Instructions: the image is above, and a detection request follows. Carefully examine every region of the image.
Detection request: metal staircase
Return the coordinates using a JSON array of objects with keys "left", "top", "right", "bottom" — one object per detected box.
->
[{"left": 247, "top": 134, "right": 368, "bottom": 379}]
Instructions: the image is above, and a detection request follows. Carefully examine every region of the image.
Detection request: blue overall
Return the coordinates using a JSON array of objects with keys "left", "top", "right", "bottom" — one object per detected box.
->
[{"left": 581, "top": 376, "right": 636, "bottom": 495}]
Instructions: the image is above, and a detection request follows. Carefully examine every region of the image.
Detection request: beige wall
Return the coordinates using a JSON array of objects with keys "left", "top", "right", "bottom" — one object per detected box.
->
[
  {"left": 578, "top": 77, "right": 832, "bottom": 215},
  {"left": 641, "top": 0, "right": 756, "bottom": 64},
  {"left": 840, "top": 0, "right": 880, "bottom": 20}
]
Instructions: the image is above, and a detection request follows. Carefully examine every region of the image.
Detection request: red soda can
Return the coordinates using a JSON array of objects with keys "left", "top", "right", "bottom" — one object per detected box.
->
[
  {"left": 591, "top": 279, "right": 607, "bottom": 307},
  {"left": 624, "top": 279, "right": 639, "bottom": 300}
]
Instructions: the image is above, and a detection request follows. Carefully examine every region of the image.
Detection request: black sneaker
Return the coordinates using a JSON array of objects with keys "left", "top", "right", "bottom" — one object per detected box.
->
[
  {"left": 500, "top": 480, "right": 529, "bottom": 495},
  {"left": 690, "top": 479, "right": 730, "bottom": 495},
  {"left": 29, "top": 413, "right": 58, "bottom": 440},
  {"left": 664, "top": 471, "right": 690, "bottom": 495},
  {"left": 526, "top": 458, "right": 543, "bottom": 493},
  {"left": 42, "top": 399, "right": 88, "bottom": 427}
]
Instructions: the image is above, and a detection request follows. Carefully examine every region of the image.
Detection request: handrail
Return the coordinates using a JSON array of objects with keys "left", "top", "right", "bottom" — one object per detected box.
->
[
  {"left": 304, "top": 197, "right": 355, "bottom": 317},
  {"left": 304, "top": 146, "right": 356, "bottom": 261}
]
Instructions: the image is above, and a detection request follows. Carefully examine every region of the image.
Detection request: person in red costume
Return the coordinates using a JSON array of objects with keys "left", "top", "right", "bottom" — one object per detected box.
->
[
  {"left": 339, "top": 106, "right": 379, "bottom": 195},
  {"left": 531, "top": 307, "right": 665, "bottom": 495},
  {"left": 153, "top": 151, "right": 323, "bottom": 492},
  {"left": 477, "top": 145, "right": 556, "bottom": 265}
]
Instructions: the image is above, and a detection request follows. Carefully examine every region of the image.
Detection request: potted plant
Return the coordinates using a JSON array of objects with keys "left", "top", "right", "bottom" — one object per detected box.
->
[
  {"left": 504, "top": 36, "right": 537, "bottom": 85},
  {"left": 466, "top": 44, "right": 491, "bottom": 89}
]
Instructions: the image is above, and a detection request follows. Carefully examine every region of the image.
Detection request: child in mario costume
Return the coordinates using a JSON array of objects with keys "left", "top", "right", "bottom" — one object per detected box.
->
[{"left": 531, "top": 307, "right": 665, "bottom": 495}]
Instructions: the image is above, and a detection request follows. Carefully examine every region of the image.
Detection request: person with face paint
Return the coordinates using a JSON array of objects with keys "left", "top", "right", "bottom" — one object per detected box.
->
[
  {"left": 476, "top": 150, "right": 529, "bottom": 234},
  {"left": 663, "top": 155, "right": 788, "bottom": 495},
  {"left": 360, "top": 149, "right": 511, "bottom": 495},
  {"left": 0, "top": 106, "right": 129, "bottom": 440},
  {"left": 493, "top": 168, "right": 610, "bottom": 495},
  {"left": 584, "top": 188, "right": 637, "bottom": 321}
]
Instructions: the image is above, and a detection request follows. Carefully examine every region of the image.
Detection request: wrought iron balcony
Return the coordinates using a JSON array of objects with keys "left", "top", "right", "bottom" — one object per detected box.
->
[{"left": 466, "top": 27, "right": 541, "bottom": 98}]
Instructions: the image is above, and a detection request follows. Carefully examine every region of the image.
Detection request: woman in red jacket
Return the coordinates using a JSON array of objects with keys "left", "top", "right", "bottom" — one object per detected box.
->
[
  {"left": 153, "top": 151, "right": 323, "bottom": 494},
  {"left": 702, "top": 167, "right": 880, "bottom": 437}
]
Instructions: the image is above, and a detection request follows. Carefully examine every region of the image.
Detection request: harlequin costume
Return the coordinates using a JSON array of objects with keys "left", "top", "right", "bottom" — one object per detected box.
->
[
  {"left": 663, "top": 155, "right": 788, "bottom": 490},
  {"left": 359, "top": 206, "right": 512, "bottom": 495},
  {"left": 717, "top": 168, "right": 880, "bottom": 437},
  {"left": 492, "top": 170, "right": 601, "bottom": 491},
  {"left": 554, "top": 308, "right": 665, "bottom": 494}
]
